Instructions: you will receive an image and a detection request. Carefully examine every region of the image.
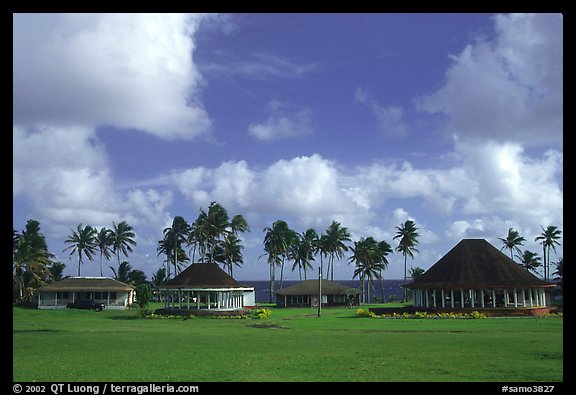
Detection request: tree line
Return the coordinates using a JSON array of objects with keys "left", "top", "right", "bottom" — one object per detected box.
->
[{"left": 13, "top": 202, "right": 563, "bottom": 304}]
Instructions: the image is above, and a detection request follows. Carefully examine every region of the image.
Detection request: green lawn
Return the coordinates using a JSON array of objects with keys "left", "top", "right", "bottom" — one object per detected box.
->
[{"left": 13, "top": 305, "right": 563, "bottom": 382}]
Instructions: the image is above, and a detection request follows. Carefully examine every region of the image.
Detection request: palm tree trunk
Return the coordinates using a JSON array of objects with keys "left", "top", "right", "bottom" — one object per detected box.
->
[{"left": 403, "top": 254, "right": 407, "bottom": 302}]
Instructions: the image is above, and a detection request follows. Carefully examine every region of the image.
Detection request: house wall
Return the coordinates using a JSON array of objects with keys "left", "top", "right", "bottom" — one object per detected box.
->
[
  {"left": 276, "top": 294, "right": 359, "bottom": 307},
  {"left": 37, "top": 290, "right": 132, "bottom": 310}
]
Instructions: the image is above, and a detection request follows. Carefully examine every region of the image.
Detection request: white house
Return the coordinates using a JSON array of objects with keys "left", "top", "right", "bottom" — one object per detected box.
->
[{"left": 36, "top": 277, "right": 135, "bottom": 310}]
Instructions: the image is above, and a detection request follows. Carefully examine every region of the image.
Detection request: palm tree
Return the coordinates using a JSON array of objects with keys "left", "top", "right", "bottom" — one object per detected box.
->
[
  {"left": 160, "top": 216, "right": 190, "bottom": 279},
  {"left": 348, "top": 237, "right": 385, "bottom": 304},
  {"left": 231, "top": 214, "right": 250, "bottom": 236},
  {"left": 498, "top": 227, "right": 526, "bottom": 261},
  {"left": 393, "top": 220, "right": 420, "bottom": 302},
  {"left": 13, "top": 220, "right": 54, "bottom": 302},
  {"left": 189, "top": 209, "right": 208, "bottom": 263},
  {"left": 516, "top": 250, "right": 542, "bottom": 274},
  {"left": 110, "top": 221, "right": 137, "bottom": 268},
  {"left": 63, "top": 223, "right": 97, "bottom": 277},
  {"left": 262, "top": 220, "right": 291, "bottom": 302},
  {"left": 94, "top": 227, "right": 113, "bottom": 276},
  {"left": 299, "top": 228, "right": 319, "bottom": 280},
  {"left": 409, "top": 266, "right": 425, "bottom": 280},
  {"left": 151, "top": 267, "right": 166, "bottom": 301},
  {"left": 217, "top": 233, "right": 244, "bottom": 276},
  {"left": 109, "top": 261, "right": 146, "bottom": 285},
  {"left": 324, "top": 221, "right": 351, "bottom": 281},
  {"left": 205, "top": 202, "right": 231, "bottom": 263},
  {"left": 535, "top": 225, "right": 562, "bottom": 282},
  {"left": 377, "top": 240, "right": 393, "bottom": 302},
  {"left": 551, "top": 257, "right": 563, "bottom": 291}
]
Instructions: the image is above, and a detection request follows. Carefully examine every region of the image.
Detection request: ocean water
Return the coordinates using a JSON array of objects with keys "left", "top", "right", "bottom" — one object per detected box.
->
[{"left": 239, "top": 279, "right": 406, "bottom": 303}]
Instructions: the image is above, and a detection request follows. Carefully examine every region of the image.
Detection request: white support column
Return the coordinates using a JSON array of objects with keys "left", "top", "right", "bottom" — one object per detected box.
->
[
  {"left": 521, "top": 289, "right": 526, "bottom": 307},
  {"left": 480, "top": 289, "right": 485, "bottom": 308},
  {"left": 450, "top": 289, "right": 454, "bottom": 308},
  {"left": 513, "top": 288, "right": 518, "bottom": 307},
  {"left": 441, "top": 289, "right": 445, "bottom": 308},
  {"left": 529, "top": 288, "right": 533, "bottom": 307},
  {"left": 470, "top": 290, "right": 475, "bottom": 308},
  {"left": 504, "top": 289, "right": 509, "bottom": 307},
  {"left": 425, "top": 289, "right": 429, "bottom": 307},
  {"left": 492, "top": 289, "right": 496, "bottom": 308},
  {"left": 432, "top": 290, "right": 436, "bottom": 308},
  {"left": 460, "top": 289, "right": 464, "bottom": 308}
]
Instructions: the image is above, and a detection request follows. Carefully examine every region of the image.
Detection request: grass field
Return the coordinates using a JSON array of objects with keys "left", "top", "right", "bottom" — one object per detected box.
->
[{"left": 13, "top": 304, "right": 563, "bottom": 382}]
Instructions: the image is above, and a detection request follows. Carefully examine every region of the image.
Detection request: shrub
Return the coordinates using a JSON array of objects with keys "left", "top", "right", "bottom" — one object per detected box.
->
[{"left": 251, "top": 308, "right": 271, "bottom": 319}]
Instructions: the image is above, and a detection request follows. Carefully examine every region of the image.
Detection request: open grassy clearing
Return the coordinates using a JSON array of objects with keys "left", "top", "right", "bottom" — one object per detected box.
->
[{"left": 13, "top": 305, "right": 563, "bottom": 382}]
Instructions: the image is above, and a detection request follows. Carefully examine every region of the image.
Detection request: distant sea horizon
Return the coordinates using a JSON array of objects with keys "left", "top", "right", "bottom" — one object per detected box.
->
[{"left": 238, "top": 279, "right": 407, "bottom": 303}]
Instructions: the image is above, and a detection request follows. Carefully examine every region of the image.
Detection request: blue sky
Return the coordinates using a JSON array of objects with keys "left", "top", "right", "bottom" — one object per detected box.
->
[{"left": 13, "top": 13, "right": 563, "bottom": 281}]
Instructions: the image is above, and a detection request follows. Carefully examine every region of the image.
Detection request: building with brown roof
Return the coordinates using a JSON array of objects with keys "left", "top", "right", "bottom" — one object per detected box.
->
[
  {"left": 36, "top": 277, "right": 135, "bottom": 310},
  {"left": 405, "top": 239, "right": 555, "bottom": 312},
  {"left": 159, "top": 263, "right": 255, "bottom": 313},
  {"left": 275, "top": 279, "right": 360, "bottom": 307}
]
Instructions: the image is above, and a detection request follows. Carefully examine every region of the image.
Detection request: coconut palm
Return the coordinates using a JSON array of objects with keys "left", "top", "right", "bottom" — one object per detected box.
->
[
  {"left": 160, "top": 216, "right": 190, "bottom": 279},
  {"left": 323, "top": 221, "right": 351, "bottom": 281},
  {"left": 94, "top": 227, "right": 113, "bottom": 276},
  {"left": 535, "top": 225, "right": 562, "bottom": 282},
  {"left": 231, "top": 214, "right": 250, "bottom": 236},
  {"left": 348, "top": 237, "right": 385, "bottom": 303},
  {"left": 63, "top": 223, "right": 97, "bottom": 277},
  {"left": 262, "top": 220, "right": 292, "bottom": 302},
  {"left": 205, "top": 202, "right": 231, "bottom": 263},
  {"left": 376, "top": 240, "right": 393, "bottom": 301},
  {"left": 110, "top": 221, "right": 137, "bottom": 268},
  {"left": 299, "top": 228, "right": 319, "bottom": 280},
  {"left": 409, "top": 266, "right": 425, "bottom": 280},
  {"left": 393, "top": 220, "right": 420, "bottom": 302},
  {"left": 516, "top": 250, "right": 541, "bottom": 274},
  {"left": 13, "top": 220, "right": 54, "bottom": 302},
  {"left": 498, "top": 227, "right": 526, "bottom": 261},
  {"left": 109, "top": 261, "right": 146, "bottom": 285},
  {"left": 217, "top": 233, "right": 244, "bottom": 276}
]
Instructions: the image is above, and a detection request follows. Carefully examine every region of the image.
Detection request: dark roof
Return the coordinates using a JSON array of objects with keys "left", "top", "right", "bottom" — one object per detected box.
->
[
  {"left": 161, "top": 263, "right": 249, "bottom": 289},
  {"left": 406, "top": 239, "right": 553, "bottom": 289},
  {"left": 38, "top": 277, "right": 134, "bottom": 292},
  {"left": 276, "top": 280, "right": 360, "bottom": 296}
]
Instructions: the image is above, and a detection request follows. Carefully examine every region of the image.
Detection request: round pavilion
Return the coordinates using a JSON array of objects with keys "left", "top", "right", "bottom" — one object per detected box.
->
[
  {"left": 405, "top": 239, "right": 555, "bottom": 313},
  {"left": 158, "top": 263, "right": 255, "bottom": 315}
]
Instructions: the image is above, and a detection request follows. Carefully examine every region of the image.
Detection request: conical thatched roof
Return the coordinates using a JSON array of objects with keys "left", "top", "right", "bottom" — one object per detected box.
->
[
  {"left": 406, "top": 239, "right": 553, "bottom": 289},
  {"left": 276, "top": 279, "right": 360, "bottom": 296},
  {"left": 161, "top": 263, "right": 248, "bottom": 289}
]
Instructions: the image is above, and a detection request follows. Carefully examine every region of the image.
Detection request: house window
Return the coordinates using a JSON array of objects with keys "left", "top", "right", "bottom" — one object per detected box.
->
[
  {"left": 109, "top": 292, "right": 117, "bottom": 300},
  {"left": 333, "top": 295, "right": 346, "bottom": 303}
]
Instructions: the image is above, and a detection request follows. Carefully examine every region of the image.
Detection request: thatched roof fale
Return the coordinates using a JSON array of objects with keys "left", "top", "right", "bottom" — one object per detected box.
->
[
  {"left": 161, "top": 263, "right": 251, "bottom": 289},
  {"left": 38, "top": 277, "right": 134, "bottom": 292},
  {"left": 276, "top": 279, "right": 360, "bottom": 296},
  {"left": 406, "top": 239, "right": 554, "bottom": 289}
]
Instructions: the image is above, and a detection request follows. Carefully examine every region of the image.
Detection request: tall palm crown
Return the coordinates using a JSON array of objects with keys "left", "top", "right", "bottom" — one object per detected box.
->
[
  {"left": 535, "top": 225, "right": 562, "bottom": 282},
  {"left": 323, "top": 221, "right": 351, "bottom": 281},
  {"left": 13, "top": 220, "right": 54, "bottom": 302},
  {"left": 262, "top": 220, "right": 292, "bottom": 301},
  {"left": 63, "top": 223, "right": 97, "bottom": 276},
  {"left": 94, "top": 227, "right": 113, "bottom": 276},
  {"left": 160, "top": 216, "right": 190, "bottom": 279},
  {"left": 517, "top": 250, "right": 542, "bottom": 274},
  {"left": 110, "top": 221, "right": 137, "bottom": 267},
  {"left": 216, "top": 233, "right": 244, "bottom": 276},
  {"left": 393, "top": 220, "right": 420, "bottom": 302},
  {"left": 498, "top": 227, "right": 526, "bottom": 261},
  {"left": 348, "top": 237, "right": 387, "bottom": 303}
]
